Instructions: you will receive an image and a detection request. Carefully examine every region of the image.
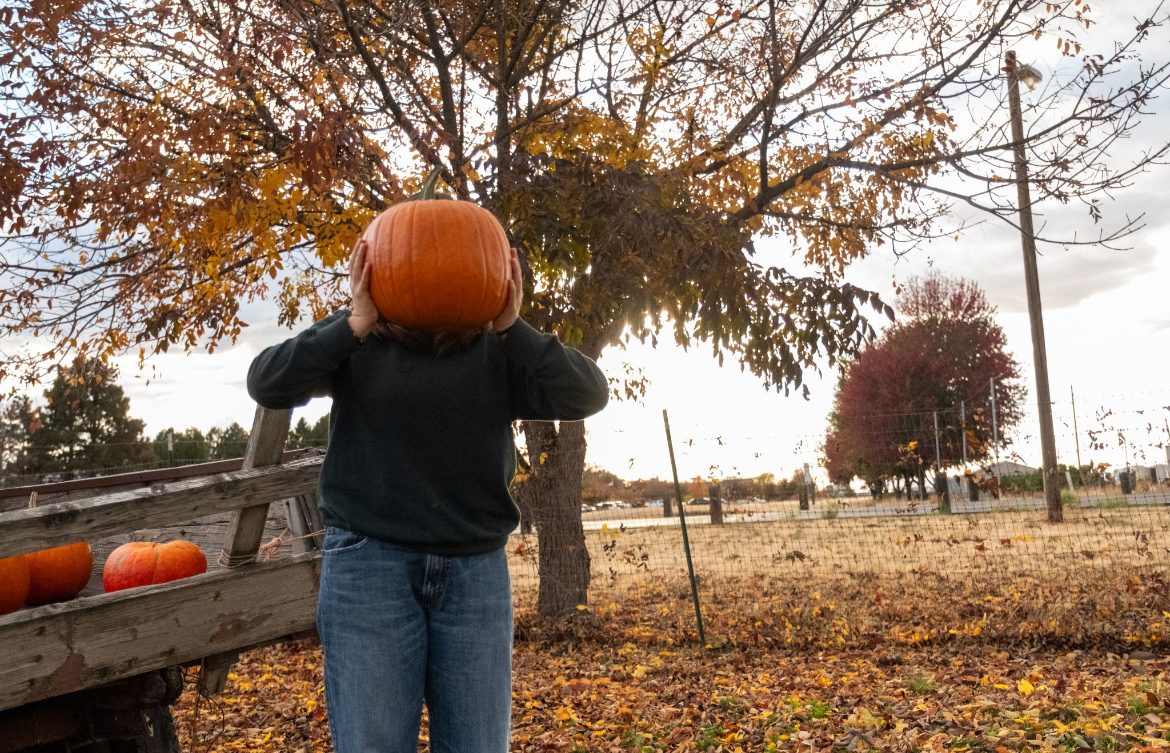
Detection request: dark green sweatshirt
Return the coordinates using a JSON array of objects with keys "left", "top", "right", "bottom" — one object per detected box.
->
[{"left": 247, "top": 310, "right": 608, "bottom": 555}]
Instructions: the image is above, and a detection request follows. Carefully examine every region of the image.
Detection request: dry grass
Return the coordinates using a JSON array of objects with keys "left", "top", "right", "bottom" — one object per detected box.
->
[{"left": 511, "top": 503, "right": 1170, "bottom": 594}]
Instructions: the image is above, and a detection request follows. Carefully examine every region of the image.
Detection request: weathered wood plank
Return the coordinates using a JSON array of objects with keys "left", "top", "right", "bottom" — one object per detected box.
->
[
  {"left": 219, "top": 407, "right": 293, "bottom": 564},
  {"left": 200, "top": 406, "right": 292, "bottom": 695},
  {"left": 284, "top": 493, "right": 325, "bottom": 553},
  {"left": 0, "top": 552, "right": 321, "bottom": 713},
  {"left": 0, "top": 456, "right": 321, "bottom": 559},
  {"left": 0, "top": 449, "right": 322, "bottom": 510}
]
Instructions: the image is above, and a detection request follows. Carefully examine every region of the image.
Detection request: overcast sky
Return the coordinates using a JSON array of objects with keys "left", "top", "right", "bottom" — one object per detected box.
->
[{"left": 99, "top": 4, "right": 1170, "bottom": 484}]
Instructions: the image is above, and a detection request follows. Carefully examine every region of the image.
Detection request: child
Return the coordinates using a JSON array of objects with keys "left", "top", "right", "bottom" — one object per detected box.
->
[{"left": 247, "top": 237, "right": 608, "bottom": 752}]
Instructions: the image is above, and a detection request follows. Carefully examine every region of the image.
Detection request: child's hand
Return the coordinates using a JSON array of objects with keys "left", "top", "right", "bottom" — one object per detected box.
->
[
  {"left": 493, "top": 247, "right": 522, "bottom": 332},
  {"left": 348, "top": 237, "right": 379, "bottom": 339}
]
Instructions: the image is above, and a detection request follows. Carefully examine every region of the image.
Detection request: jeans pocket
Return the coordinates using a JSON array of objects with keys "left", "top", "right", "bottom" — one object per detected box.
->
[{"left": 322, "top": 525, "right": 370, "bottom": 555}]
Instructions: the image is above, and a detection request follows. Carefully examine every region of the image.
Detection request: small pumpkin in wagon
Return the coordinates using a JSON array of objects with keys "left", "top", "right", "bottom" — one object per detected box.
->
[
  {"left": 0, "top": 555, "right": 30, "bottom": 615},
  {"left": 103, "top": 540, "right": 207, "bottom": 592},
  {"left": 24, "top": 543, "right": 94, "bottom": 606},
  {"left": 24, "top": 492, "right": 93, "bottom": 606}
]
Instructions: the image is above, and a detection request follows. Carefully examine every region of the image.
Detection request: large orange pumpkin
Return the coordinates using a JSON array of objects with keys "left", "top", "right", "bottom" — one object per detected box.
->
[
  {"left": 103, "top": 540, "right": 207, "bottom": 593},
  {"left": 0, "top": 555, "right": 30, "bottom": 615},
  {"left": 25, "top": 542, "right": 93, "bottom": 606},
  {"left": 361, "top": 171, "right": 510, "bottom": 332}
]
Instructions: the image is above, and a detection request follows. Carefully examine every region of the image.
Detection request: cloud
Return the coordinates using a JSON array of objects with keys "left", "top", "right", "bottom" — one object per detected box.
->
[{"left": 968, "top": 236, "right": 1162, "bottom": 313}]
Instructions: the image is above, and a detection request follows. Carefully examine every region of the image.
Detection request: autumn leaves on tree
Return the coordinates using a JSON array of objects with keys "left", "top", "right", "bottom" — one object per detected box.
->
[{"left": 1, "top": 1, "right": 1167, "bottom": 615}]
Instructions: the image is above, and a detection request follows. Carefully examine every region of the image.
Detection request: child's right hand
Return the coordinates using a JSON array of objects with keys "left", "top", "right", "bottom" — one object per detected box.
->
[{"left": 348, "top": 237, "right": 378, "bottom": 339}]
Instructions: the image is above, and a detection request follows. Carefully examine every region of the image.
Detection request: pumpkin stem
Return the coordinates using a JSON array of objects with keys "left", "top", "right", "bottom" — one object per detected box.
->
[{"left": 419, "top": 167, "right": 443, "bottom": 200}]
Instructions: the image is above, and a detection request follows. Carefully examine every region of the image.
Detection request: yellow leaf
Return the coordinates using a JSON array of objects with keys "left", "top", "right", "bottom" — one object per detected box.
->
[
  {"left": 1018, "top": 679, "right": 1034, "bottom": 696},
  {"left": 847, "top": 706, "right": 882, "bottom": 731}
]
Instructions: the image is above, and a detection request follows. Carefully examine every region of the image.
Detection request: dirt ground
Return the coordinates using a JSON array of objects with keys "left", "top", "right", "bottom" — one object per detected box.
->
[
  {"left": 172, "top": 495, "right": 1170, "bottom": 753},
  {"left": 174, "top": 569, "right": 1170, "bottom": 753}
]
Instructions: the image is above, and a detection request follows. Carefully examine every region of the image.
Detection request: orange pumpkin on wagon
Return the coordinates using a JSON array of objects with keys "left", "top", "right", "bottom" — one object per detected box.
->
[{"left": 103, "top": 540, "right": 207, "bottom": 592}]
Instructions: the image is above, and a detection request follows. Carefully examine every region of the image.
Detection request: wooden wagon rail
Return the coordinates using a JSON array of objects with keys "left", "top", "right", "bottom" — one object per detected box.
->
[
  {"left": 0, "top": 456, "right": 322, "bottom": 560},
  {"left": 0, "top": 552, "right": 321, "bottom": 712},
  {"left": 0, "top": 406, "right": 328, "bottom": 748},
  {"left": 0, "top": 447, "right": 321, "bottom": 509}
]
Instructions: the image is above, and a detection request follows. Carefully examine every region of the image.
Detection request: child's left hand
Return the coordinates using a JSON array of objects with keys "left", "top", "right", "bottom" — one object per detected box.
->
[{"left": 493, "top": 247, "right": 522, "bottom": 332}]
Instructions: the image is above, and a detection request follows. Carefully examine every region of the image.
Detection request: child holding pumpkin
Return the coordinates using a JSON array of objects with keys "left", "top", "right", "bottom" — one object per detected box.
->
[{"left": 247, "top": 199, "right": 609, "bottom": 752}]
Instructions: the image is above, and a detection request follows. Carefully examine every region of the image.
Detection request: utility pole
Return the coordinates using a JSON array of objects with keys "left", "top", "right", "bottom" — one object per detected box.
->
[{"left": 1005, "top": 50, "right": 1062, "bottom": 523}]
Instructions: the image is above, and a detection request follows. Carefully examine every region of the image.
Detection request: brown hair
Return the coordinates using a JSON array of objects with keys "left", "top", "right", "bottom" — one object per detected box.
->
[{"left": 371, "top": 318, "right": 489, "bottom": 356}]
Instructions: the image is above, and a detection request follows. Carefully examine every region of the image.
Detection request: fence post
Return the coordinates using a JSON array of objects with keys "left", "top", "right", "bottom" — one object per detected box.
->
[
  {"left": 662, "top": 410, "right": 707, "bottom": 648},
  {"left": 960, "top": 400, "right": 968, "bottom": 467},
  {"left": 1072, "top": 386, "right": 1083, "bottom": 471},
  {"left": 708, "top": 481, "right": 724, "bottom": 525},
  {"left": 1165, "top": 418, "right": 1170, "bottom": 468},
  {"left": 990, "top": 378, "right": 1000, "bottom": 475},
  {"left": 803, "top": 462, "right": 815, "bottom": 506},
  {"left": 663, "top": 496, "right": 672, "bottom": 518},
  {"left": 198, "top": 405, "right": 292, "bottom": 695},
  {"left": 934, "top": 411, "right": 950, "bottom": 514}
]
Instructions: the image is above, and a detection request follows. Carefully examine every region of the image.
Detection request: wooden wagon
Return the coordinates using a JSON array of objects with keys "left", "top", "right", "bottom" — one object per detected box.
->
[{"left": 0, "top": 407, "right": 328, "bottom": 752}]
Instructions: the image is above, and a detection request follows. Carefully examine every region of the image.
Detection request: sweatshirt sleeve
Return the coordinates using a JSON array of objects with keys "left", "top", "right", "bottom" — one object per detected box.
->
[
  {"left": 247, "top": 310, "right": 362, "bottom": 409},
  {"left": 503, "top": 319, "right": 609, "bottom": 421}
]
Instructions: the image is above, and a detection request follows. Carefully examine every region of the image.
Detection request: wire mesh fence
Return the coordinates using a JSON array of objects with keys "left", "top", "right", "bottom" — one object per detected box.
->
[{"left": 507, "top": 390, "right": 1170, "bottom": 646}]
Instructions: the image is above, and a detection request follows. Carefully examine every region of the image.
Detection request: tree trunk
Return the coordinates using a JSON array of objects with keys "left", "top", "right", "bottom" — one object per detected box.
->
[
  {"left": 522, "top": 419, "right": 591, "bottom": 618},
  {"left": 511, "top": 447, "right": 536, "bottom": 534}
]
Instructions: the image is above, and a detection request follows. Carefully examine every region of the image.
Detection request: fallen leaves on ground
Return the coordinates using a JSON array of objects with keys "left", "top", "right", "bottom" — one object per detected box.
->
[{"left": 173, "top": 575, "right": 1170, "bottom": 752}]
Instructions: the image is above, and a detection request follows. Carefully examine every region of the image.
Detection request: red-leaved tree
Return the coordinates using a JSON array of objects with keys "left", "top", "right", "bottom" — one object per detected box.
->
[{"left": 824, "top": 274, "right": 1023, "bottom": 499}]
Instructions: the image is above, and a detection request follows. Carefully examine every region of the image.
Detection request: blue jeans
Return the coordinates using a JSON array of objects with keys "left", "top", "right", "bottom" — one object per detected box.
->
[{"left": 316, "top": 526, "right": 514, "bottom": 753}]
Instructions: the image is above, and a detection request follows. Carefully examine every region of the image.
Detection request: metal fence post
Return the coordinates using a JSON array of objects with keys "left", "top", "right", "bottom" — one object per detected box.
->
[
  {"left": 662, "top": 410, "right": 707, "bottom": 647},
  {"left": 934, "top": 411, "right": 950, "bottom": 514}
]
